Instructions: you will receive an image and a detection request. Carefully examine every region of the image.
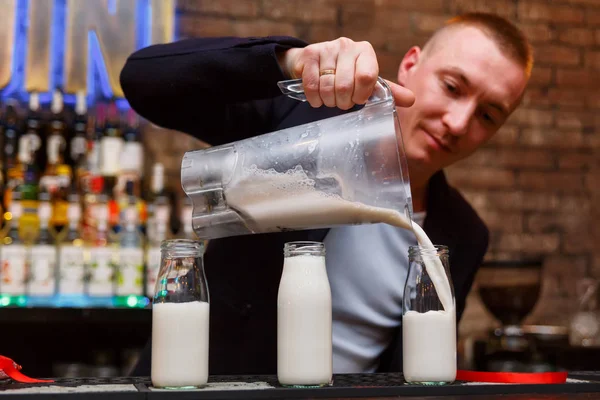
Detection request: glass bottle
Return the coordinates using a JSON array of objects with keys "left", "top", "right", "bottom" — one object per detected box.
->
[
  {"left": 151, "top": 239, "right": 209, "bottom": 389},
  {"left": 28, "top": 189, "right": 57, "bottom": 299},
  {"left": 402, "top": 245, "right": 456, "bottom": 385},
  {"left": 277, "top": 241, "right": 332, "bottom": 388},
  {"left": 1, "top": 191, "right": 27, "bottom": 298}
]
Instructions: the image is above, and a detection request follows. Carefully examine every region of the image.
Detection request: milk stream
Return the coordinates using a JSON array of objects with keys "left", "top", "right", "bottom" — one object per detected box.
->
[
  {"left": 225, "top": 166, "right": 453, "bottom": 312},
  {"left": 151, "top": 301, "right": 210, "bottom": 388}
]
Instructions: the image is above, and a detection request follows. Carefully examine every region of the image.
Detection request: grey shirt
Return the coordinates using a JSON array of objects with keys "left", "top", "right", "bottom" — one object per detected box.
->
[{"left": 324, "top": 212, "right": 426, "bottom": 373}]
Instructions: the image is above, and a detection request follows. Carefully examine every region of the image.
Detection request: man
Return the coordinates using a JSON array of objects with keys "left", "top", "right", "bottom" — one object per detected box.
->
[{"left": 120, "top": 12, "right": 532, "bottom": 375}]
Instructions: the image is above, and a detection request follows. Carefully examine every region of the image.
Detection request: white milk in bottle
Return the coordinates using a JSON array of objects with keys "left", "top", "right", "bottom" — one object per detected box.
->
[
  {"left": 152, "top": 301, "right": 210, "bottom": 388},
  {"left": 226, "top": 166, "right": 456, "bottom": 382},
  {"left": 277, "top": 242, "right": 332, "bottom": 387},
  {"left": 151, "top": 239, "right": 209, "bottom": 389}
]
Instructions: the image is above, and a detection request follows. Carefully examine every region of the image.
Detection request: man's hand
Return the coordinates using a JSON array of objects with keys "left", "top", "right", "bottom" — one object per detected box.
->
[{"left": 280, "top": 37, "right": 415, "bottom": 110}]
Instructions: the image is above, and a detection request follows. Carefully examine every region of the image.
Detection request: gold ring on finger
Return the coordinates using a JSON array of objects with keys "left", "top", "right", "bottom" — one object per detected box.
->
[{"left": 319, "top": 69, "right": 336, "bottom": 76}]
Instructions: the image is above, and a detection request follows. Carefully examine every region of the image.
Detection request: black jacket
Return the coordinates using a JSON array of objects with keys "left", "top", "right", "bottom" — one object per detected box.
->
[{"left": 119, "top": 36, "right": 490, "bottom": 375}]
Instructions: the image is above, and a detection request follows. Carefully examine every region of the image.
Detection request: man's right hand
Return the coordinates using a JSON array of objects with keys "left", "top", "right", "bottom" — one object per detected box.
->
[{"left": 279, "top": 37, "right": 415, "bottom": 110}]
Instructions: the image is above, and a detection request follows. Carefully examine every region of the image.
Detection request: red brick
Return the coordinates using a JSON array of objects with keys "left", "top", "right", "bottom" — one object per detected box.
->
[
  {"left": 564, "top": 231, "right": 596, "bottom": 253},
  {"left": 588, "top": 93, "right": 600, "bottom": 109},
  {"left": 560, "top": 195, "right": 592, "bottom": 213},
  {"left": 233, "top": 20, "right": 298, "bottom": 38},
  {"left": 559, "top": 152, "right": 596, "bottom": 170},
  {"left": 543, "top": 255, "right": 588, "bottom": 298},
  {"left": 178, "top": 16, "right": 232, "bottom": 38},
  {"left": 508, "top": 108, "right": 554, "bottom": 127},
  {"left": 556, "top": 69, "right": 599, "bottom": 88},
  {"left": 527, "top": 212, "right": 589, "bottom": 233},
  {"left": 177, "top": 0, "right": 260, "bottom": 17},
  {"left": 410, "top": 13, "right": 449, "bottom": 34},
  {"left": 547, "top": 88, "right": 586, "bottom": 108},
  {"left": 305, "top": 25, "right": 340, "bottom": 43},
  {"left": 534, "top": 45, "right": 581, "bottom": 66},
  {"left": 488, "top": 125, "right": 519, "bottom": 146},
  {"left": 462, "top": 190, "right": 561, "bottom": 212},
  {"left": 585, "top": 172, "right": 600, "bottom": 193},
  {"left": 558, "top": 28, "right": 596, "bottom": 46},
  {"left": 556, "top": 0, "right": 600, "bottom": 6},
  {"left": 593, "top": 256, "right": 600, "bottom": 277},
  {"left": 478, "top": 210, "right": 524, "bottom": 232},
  {"left": 588, "top": 9, "right": 600, "bottom": 26},
  {"left": 585, "top": 51, "right": 600, "bottom": 69},
  {"left": 587, "top": 132, "right": 600, "bottom": 149},
  {"left": 447, "top": 167, "right": 516, "bottom": 189},
  {"left": 262, "top": 0, "right": 337, "bottom": 23},
  {"left": 522, "top": 89, "right": 551, "bottom": 108},
  {"left": 556, "top": 111, "right": 596, "bottom": 130},
  {"left": 518, "top": 2, "right": 584, "bottom": 24},
  {"left": 528, "top": 66, "right": 553, "bottom": 87},
  {"left": 374, "top": 0, "right": 446, "bottom": 12},
  {"left": 496, "top": 233, "right": 560, "bottom": 253},
  {"left": 520, "top": 24, "right": 554, "bottom": 43},
  {"left": 520, "top": 128, "right": 585, "bottom": 149},
  {"left": 460, "top": 148, "right": 554, "bottom": 169},
  {"left": 448, "top": 0, "right": 516, "bottom": 18},
  {"left": 518, "top": 171, "right": 586, "bottom": 193}
]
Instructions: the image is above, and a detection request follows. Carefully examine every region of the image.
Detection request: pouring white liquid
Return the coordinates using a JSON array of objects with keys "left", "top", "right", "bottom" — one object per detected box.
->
[
  {"left": 277, "top": 254, "right": 332, "bottom": 386},
  {"left": 225, "top": 166, "right": 453, "bottom": 311},
  {"left": 151, "top": 301, "right": 210, "bottom": 388},
  {"left": 225, "top": 166, "right": 456, "bottom": 382}
]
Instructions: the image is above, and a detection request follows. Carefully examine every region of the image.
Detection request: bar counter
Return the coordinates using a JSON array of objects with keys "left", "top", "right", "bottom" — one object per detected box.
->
[{"left": 2, "top": 372, "right": 600, "bottom": 399}]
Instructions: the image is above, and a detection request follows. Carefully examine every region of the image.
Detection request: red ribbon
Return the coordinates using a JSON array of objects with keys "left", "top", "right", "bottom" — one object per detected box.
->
[
  {"left": 457, "top": 370, "right": 568, "bottom": 384},
  {"left": 0, "top": 356, "right": 54, "bottom": 384}
]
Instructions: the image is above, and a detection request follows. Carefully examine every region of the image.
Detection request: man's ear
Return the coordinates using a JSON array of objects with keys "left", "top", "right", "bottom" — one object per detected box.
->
[{"left": 397, "top": 46, "right": 421, "bottom": 86}]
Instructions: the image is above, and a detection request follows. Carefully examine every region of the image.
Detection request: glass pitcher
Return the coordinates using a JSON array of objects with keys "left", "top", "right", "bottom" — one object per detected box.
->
[{"left": 181, "top": 77, "right": 412, "bottom": 240}]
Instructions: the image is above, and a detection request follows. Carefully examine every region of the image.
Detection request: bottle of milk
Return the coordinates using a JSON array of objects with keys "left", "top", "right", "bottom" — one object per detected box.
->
[
  {"left": 277, "top": 241, "right": 332, "bottom": 387},
  {"left": 402, "top": 245, "right": 456, "bottom": 385},
  {"left": 151, "top": 239, "right": 210, "bottom": 389}
]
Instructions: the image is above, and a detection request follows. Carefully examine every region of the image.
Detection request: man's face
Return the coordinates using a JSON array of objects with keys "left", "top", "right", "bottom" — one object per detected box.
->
[{"left": 396, "top": 26, "right": 529, "bottom": 177}]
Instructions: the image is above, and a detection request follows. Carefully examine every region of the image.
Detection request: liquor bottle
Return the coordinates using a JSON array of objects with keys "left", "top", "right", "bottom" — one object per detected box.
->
[
  {"left": 116, "top": 181, "right": 144, "bottom": 297},
  {"left": 118, "top": 109, "right": 146, "bottom": 228},
  {"left": 88, "top": 193, "right": 116, "bottom": 299},
  {"left": 19, "top": 92, "right": 43, "bottom": 168},
  {"left": 0, "top": 191, "right": 27, "bottom": 297},
  {"left": 28, "top": 188, "right": 57, "bottom": 298},
  {"left": 57, "top": 190, "right": 85, "bottom": 297},
  {"left": 101, "top": 102, "right": 122, "bottom": 235},
  {"left": 18, "top": 160, "right": 40, "bottom": 245},
  {"left": 70, "top": 91, "right": 89, "bottom": 194},
  {"left": 41, "top": 89, "right": 72, "bottom": 231},
  {"left": 100, "top": 101, "right": 123, "bottom": 197},
  {"left": 145, "top": 163, "right": 170, "bottom": 298},
  {"left": 3, "top": 103, "right": 22, "bottom": 211}
]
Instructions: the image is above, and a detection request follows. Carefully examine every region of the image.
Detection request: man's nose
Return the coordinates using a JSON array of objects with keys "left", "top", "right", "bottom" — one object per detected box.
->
[{"left": 442, "top": 101, "right": 475, "bottom": 136}]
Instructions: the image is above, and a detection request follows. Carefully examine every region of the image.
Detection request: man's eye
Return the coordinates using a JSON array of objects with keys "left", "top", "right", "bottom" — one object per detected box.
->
[
  {"left": 445, "top": 82, "right": 458, "bottom": 94},
  {"left": 481, "top": 112, "right": 496, "bottom": 125}
]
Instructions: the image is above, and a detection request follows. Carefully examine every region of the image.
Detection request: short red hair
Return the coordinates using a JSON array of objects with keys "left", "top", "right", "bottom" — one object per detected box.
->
[{"left": 427, "top": 12, "right": 534, "bottom": 78}]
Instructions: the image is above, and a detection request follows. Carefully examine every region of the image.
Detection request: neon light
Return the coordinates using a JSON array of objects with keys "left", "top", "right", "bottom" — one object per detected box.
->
[
  {"left": 1, "top": 0, "right": 172, "bottom": 110},
  {"left": 3, "top": 0, "right": 29, "bottom": 100}
]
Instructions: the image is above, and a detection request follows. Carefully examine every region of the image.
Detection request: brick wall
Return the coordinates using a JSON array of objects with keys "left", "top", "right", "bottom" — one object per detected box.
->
[{"left": 146, "top": 0, "right": 600, "bottom": 340}]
